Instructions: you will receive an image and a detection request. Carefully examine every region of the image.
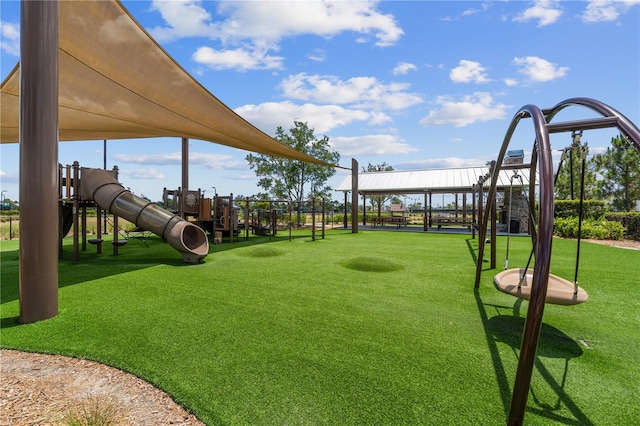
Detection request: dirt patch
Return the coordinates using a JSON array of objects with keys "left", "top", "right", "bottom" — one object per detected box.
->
[
  {"left": 575, "top": 238, "right": 640, "bottom": 250},
  {"left": 0, "top": 349, "right": 204, "bottom": 426}
]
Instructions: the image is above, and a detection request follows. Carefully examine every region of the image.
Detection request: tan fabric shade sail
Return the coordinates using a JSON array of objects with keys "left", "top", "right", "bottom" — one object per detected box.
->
[{"left": 0, "top": 0, "right": 342, "bottom": 168}]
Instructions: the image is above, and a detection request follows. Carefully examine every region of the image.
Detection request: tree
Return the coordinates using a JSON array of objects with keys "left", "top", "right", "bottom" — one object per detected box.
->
[
  {"left": 361, "top": 162, "right": 395, "bottom": 216},
  {"left": 554, "top": 145, "right": 597, "bottom": 200},
  {"left": 246, "top": 121, "right": 340, "bottom": 225},
  {"left": 591, "top": 134, "right": 640, "bottom": 212}
]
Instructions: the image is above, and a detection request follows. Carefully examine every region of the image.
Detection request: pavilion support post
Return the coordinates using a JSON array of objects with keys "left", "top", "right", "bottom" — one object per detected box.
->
[
  {"left": 491, "top": 191, "right": 497, "bottom": 269},
  {"left": 351, "top": 158, "right": 358, "bottom": 233},
  {"left": 471, "top": 187, "right": 476, "bottom": 239},
  {"left": 455, "top": 192, "right": 459, "bottom": 217},
  {"left": 19, "top": 0, "right": 59, "bottom": 324},
  {"left": 462, "top": 193, "right": 467, "bottom": 220},
  {"left": 423, "top": 192, "right": 428, "bottom": 231},
  {"left": 428, "top": 192, "right": 433, "bottom": 228},
  {"left": 343, "top": 192, "right": 348, "bottom": 228},
  {"left": 362, "top": 195, "right": 366, "bottom": 226}
]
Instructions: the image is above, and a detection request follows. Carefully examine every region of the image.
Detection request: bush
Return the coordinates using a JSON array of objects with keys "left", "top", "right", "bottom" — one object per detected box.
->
[
  {"left": 554, "top": 199, "right": 607, "bottom": 219},
  {"left": 605, "top": 212, "right": 640, "bottom": 241},
  {"left": 554, "top": 217, "right": 625, "bottom": 240}
]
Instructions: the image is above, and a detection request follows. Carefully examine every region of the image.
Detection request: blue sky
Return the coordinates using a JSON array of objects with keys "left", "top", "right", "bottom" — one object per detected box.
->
[{"left": 1, "top": 0, "right": 639, "bottom": 204}]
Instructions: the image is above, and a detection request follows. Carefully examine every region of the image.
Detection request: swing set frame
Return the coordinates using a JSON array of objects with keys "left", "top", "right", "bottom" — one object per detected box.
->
[{"left": 473, "top": 97, "right": 640, "bottom": 426}]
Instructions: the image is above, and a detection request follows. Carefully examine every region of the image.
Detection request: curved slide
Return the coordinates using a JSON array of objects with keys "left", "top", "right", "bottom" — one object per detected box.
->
[{"left": 80, "top": 167, "right": 209, "bottom": 263}]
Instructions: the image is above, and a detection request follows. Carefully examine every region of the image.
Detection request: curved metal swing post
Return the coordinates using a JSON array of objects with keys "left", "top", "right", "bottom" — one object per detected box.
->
[
  {"left": 474, "top": 109, "right": 531, "bottom": 288},
  {"left": 506, "top": 105, "right": 556, "bottom": 426}
]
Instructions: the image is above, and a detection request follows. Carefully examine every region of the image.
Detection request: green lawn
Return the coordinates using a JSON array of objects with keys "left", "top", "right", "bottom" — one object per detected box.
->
[{"left": 1, "top": 230, "right": 639, "bottom": 425}]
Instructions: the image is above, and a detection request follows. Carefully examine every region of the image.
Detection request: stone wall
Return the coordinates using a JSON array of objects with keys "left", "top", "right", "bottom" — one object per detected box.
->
[{"left": 503, "top": 189, "right": 530, "bottom": 233}]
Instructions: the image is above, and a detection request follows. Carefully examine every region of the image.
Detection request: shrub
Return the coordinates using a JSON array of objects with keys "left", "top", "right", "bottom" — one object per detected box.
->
[
  {"left": 554, "top": 199, "right": 607, "bottom": 219},
  {"left": 554, "top": 217, "right": 625, "bottom": 240},
  {"left": 605, "top": 212, "right": 640, "bottom": 241}
]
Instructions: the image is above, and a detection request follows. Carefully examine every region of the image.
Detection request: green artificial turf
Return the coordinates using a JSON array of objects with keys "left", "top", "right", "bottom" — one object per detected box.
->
[{"left": 1, "top": 230, "right": 639, "bottom": 425}]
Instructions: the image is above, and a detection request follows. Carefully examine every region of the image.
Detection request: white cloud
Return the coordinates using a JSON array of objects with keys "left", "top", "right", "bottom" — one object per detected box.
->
[
  {"left": 235, "top": 101, "right": 382, "bottom": 134},
  {"left": 419, "top": 93, "right": 510, "bottom": 128},
  {"left": 513, "top": 0, "right": 563, "bottom": 26},
  {"left": 395, "top": 157, "right": 487, "bottom": 170},
  {"left": 582, "top": 0, "right": 640, "bottom": 23},
  {"left": 308, "top": 49, "right": 327, "bottom": 62},
  {"left": 330, "top": 134, "right": 418, "bottom": 156},
  {"left": 504, "top": 78, "right": 519, "bottom": 87},
  {"left": 0, "top": 169, "right": 18, "bottom": 183},
  {"left": 0, "top": 21, "right": 20, "bottom": 56},
  {"left": 450, "top": 60, "right": 491, "bottom": 84},
  {"left": 193, "top": 46, "right": 284, "bottom": 71},
  {"left": 512, "top": 56, "right": 569, "bottom": 82},
  {"left": 279, "top": 73, "right": 423, "bottom": 111},
  {"left": 148, "top": 1, "right": 217, "bottom": 42},
  {"left": 149, "top": 1, "right": 403, "bottom": 70},
  {"left": 462, "top": 3, "right": 491, "bottom": 17},
  {"left": 114, "top": 152, "right": 181, "bottom": 165},
  {"left": 120, "top": 168, "right": 166, "bottom": 180},
  {"left": 113, "top": 152, "right": 245, "bottom": 170},
  {"left": 393, "top": 62, "right": 417, "bottom": 75}
]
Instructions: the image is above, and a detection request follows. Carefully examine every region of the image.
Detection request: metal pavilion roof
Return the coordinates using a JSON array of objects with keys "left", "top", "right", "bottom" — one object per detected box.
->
[{"left": 335, "top": 166, "right": 535, "bottom": 195}]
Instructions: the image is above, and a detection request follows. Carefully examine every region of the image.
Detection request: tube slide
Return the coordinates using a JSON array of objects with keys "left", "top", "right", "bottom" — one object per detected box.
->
[{"left": 80, "top": 167, "right": 209, "bottom": 263}]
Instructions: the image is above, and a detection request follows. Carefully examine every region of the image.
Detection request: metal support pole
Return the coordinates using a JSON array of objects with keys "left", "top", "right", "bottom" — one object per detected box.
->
[
  {"left": 96, "top": 206, "right": 103, "bottom": 254},
  {"left": 72, "top": 162, "right": 80, "bottom": 261},
  {"left": 491, "top": 190, "right": 497, "bottom": 269},
  {"left": 19, "top": 0, "right": 59, "bottom": 323},
  {"left": 182, "top": 137, "right": 189, "bottom": 191},
  {"left": 321, "top": 199, "right": 325, "bottom": 239},
  {"left": 343, "top": 192, "right": 348, "bottom": 228},
  {"left": 103, "top": 140, "right": 107, "bottom": 234},
  {"left": 311, "top": 197, "right": 316, "bottom": 241},
  {"left": 351, "top": 159, "right": 358, "bottom": 233},
  {"left": 472, "top": 187, "right": 476, "bottom": 239},
  {"left": 423, "top": 192, "right": 428, "bottom": 231}
]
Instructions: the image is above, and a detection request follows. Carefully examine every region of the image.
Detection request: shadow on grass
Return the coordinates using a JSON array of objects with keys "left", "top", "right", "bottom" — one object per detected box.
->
[
  {"left": 1, "top": 231, "right": 345, "bottom": 307},
  {"left": 466, "top": 237, "right": 492, "bottom": 271},
  {"left": 466, "top": 238, "right": 478, "bottom": 264},
  {"left": 474, "top": 289, "right": 593, "bottom": 425},
  {"left": 1, "top": 228, "right": 347, "bottom": 304}
]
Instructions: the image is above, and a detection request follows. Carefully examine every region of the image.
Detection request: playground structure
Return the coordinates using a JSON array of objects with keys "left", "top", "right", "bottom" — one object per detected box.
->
[
  {"left": 161, "top": 189, "right": 332, "bottom": 242},
  {"left": 239, "top": 198, "right": 332, "bottom": 241},
  {"left": 474, "top": 97, "right": 640, "bottom": 426},
  {"left": 163, "top": 188, "right": 240, "bottom": 244},
  {"left": 59, "top": 163, "right": 209, "bottom": 263}
]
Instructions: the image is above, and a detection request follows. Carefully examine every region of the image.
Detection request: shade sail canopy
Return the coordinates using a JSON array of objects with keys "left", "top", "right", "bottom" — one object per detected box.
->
[
  {"left": 0, "top": 0, "right": 341, "bottom": 168},
  {"left": 335, "top": 167, "right": 536, "bottom": 195}
]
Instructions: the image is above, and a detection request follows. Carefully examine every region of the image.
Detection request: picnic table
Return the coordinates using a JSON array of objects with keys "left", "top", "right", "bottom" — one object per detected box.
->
[
  {"left": 371, "top": 216, "right": 409, "bottom": 229},
  {"left": 431, "top": 216, "right": 473, "bottom": 230}
]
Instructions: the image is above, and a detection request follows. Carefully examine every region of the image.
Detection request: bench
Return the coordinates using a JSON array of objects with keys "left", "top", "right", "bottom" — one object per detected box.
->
[
  {"left": 371, "top": 216, "right": 409, "bottom": 229},
  {"left": 124, "top": 226, "right": 150, "bottom": 246},
  {"left": 431, "top": 216, "right": 473, "bottom": 230}
]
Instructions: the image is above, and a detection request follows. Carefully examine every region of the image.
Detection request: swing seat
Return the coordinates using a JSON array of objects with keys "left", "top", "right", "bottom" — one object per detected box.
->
[{"left": 494, "top": 268, "right": 588, "bottom": 306}]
